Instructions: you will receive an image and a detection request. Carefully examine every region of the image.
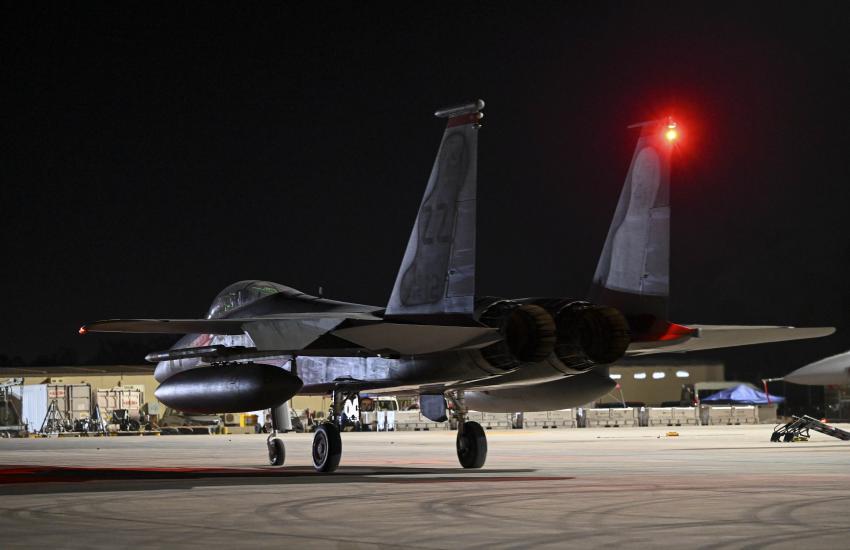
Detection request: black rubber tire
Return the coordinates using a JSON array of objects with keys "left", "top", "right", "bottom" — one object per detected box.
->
[
  {"left": 456, "top": 421, "right": 488, "bottom": 469},
  {"left": 268, "top": 437, "right": 285, "bottom": 466},
  {"left": 312, "top": 423, "right": 342, "bottom": 473}
]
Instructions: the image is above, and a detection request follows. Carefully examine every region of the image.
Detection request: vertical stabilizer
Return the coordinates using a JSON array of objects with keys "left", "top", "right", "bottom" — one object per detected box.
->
[
  {"left": 590, "top": 119, "right": 675, "bottom": 322},
  {"left": 386, "top": 100, "right": 484, "bottom": 321}
]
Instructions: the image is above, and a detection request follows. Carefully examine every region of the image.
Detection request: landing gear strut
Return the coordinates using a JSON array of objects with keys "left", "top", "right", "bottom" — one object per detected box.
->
[
  {"left": 310, "top": 388, "right": 351, "bottom": 472},
  {"left": 266, "top": 401, "right": 290, "bottom": 466},
  {"left": 449, "top": 391, "right": 487, "bottom": 469}
]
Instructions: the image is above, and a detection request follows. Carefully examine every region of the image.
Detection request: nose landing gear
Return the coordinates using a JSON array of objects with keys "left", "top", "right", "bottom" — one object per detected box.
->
[
  {"left": 266, "top": 402, "right": 288, "bottom": 466},
  {"left": 267, "top": 434, "right": 285, "bottom": 466}
]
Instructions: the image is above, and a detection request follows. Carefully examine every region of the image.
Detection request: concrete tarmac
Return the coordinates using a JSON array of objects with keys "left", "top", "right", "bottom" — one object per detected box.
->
[{"left": 1, "top": 425, "right": 850, "bottom": 549}]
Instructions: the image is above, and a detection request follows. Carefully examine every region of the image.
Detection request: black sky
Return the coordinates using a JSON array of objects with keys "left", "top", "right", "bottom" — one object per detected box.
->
[{"left": 3, "top": 2, "right": 850, "bottom": 379}]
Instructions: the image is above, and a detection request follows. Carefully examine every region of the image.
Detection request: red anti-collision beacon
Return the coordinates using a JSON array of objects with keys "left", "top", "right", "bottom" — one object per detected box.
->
[{"left": 664, "top": 117, "right": 679, "bottom": 142}]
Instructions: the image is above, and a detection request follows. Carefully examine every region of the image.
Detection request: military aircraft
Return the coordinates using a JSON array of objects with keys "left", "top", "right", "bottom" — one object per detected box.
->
[
  {"left": 81, "top": 99, "right": 834, "bottom": 472},
  {"left": 784, "top": 350, "right": 850, "bottom": 385}
]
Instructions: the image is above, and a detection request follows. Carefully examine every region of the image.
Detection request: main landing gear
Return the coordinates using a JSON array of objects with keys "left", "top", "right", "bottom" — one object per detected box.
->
[
  {"left": 309, "top": 388, "right": 351, "bottom": 472},
  {"left": 449, "top": 391, "right": 487, "bottom": 469},
  {"left": 265, "top": 389, "right": 488, "bottom": 472},
  {"left": 312, "top": 422, "right": 342, "bottom": 472},
  {"left": 264, "top": 390, "right": 350, "bottom": 473}
]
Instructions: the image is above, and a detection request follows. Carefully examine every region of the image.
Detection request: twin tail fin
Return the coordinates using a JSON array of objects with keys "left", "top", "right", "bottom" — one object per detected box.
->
[{"left": 385, "top": 100, "right": 484, "bottom": 322}]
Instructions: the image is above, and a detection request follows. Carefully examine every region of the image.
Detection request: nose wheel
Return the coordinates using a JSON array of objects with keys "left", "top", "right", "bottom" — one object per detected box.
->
[
  {"left": 312, "top": 423, "right": 342, "bottom": 472},
  {"left": 267, "top": 436, "right": 285, "bottom": 466},
  {"left": 265, "top": 400, "right": 289, "bottom": 467}
]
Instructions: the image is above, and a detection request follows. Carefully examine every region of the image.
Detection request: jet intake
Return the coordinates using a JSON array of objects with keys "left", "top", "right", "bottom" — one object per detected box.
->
[
  {"left": 154, "top": 362, "right": 302, "bottom": 414},
  {"left": 551, "top": 301, "right": 630, "bottom": 369},
  {"left": 475, "top": 298, "right": 556, "bottom": 370}
]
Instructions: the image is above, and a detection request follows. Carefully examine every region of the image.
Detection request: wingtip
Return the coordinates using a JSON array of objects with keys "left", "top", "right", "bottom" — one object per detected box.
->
[
  {"left": 78, "top": 325, "right": 88, "bottom": 335},
  {"left": 823, "top": 327, "right": 837, "bottom": 337},
  {"left": 801, "top": 326, "right": 837, "bottom": 337}
]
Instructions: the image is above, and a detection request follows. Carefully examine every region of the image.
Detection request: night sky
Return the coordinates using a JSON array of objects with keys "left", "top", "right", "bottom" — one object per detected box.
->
[{"left": 4, "top": 3, "right": 850, "bottom": 383}]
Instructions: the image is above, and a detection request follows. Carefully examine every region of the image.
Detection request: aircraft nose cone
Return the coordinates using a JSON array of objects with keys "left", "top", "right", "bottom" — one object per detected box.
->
[{"left": 785, "top": 351, "right": 850, "bottom": 386}]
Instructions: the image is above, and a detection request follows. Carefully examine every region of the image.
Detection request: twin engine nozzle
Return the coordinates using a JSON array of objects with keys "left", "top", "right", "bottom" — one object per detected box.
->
[
  {"left": 475, "top": 297, "right": 631, "bottom": 372},
  {"left": 543, "top": 299, "right": 632, "bottom": 369}
]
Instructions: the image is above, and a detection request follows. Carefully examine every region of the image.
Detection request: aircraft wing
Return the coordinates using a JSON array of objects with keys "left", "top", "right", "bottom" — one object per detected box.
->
[
  {"left": 81, "top": 315, "right": 501, "bottom": 356},
  {"left": 626, "top": 325, "right": 835, "bottom": 356},
  {"left": 81, "top": 312, "right": 383, "bottom": 335}
]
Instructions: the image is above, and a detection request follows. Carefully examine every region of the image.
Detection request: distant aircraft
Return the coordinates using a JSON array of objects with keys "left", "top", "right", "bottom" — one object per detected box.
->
[
  {"left": 784, "top": 351, "right": 850, "bottom": 385},
  {"left": 81, "top": 100, "right": 834, "bottom": 472}
]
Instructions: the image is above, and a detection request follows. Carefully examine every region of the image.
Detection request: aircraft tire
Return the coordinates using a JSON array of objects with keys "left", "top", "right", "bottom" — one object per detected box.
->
[
  {"left": 268, "top": 437, "right": 285, "bottom": 466},
  {"left": 312, "top": 423, "right": 342, "bottom": 473},
  {"left": 456, "top": 421, "right": 487, "bottom": 469}
]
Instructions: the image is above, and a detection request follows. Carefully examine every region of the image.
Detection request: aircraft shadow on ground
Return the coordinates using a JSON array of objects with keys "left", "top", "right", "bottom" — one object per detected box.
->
[{"left": 0, "top": 465, "right": 564, "bottom": 496}]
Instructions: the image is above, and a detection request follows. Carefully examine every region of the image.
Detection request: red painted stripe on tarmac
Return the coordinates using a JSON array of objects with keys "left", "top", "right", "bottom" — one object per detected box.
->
[
  {"left": 0, "top": 465, "right": 298, "bottom": 484},
  {"left": 0, "top": 466, "right": 573, "bottom": 485}
]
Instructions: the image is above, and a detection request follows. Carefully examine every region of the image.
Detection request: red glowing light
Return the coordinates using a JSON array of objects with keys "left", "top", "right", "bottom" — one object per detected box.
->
[
  {"left": 664, "top": 118, "right": 678, "bottom": 142},
  {"left": 78, "top": 326, "right": 87, "bottom": 335}
]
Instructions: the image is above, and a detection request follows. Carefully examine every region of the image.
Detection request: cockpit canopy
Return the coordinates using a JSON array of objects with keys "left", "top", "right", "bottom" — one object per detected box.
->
[{"left": 206, "top": 280, "right": 293, "bottom": 319}]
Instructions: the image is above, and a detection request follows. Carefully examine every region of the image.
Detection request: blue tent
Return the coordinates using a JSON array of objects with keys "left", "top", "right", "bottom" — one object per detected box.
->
[{"left": 702, "top": 384, "right": 785, "bottom": 404}]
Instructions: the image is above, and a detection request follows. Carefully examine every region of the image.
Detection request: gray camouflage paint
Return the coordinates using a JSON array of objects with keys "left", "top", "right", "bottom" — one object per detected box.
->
[
  {"left": 386, "top": 105, "right": 480, "bottom": 317},
  {"left": 591, "top": 122, "right": 671, "bottom": 316}
]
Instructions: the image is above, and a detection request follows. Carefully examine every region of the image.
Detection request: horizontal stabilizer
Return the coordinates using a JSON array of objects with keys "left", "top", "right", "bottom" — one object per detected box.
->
[{"left": 627, "top": 325, "right": 835, "bottom": 356}]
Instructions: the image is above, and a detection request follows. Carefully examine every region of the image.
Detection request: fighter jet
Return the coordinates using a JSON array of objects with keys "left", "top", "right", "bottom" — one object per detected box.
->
[
  {"left": 784, "top": 350, "right": 850, "bottom": 385},
  {"left": 81, "top": 99, "right": 834, "bottom": 472}
]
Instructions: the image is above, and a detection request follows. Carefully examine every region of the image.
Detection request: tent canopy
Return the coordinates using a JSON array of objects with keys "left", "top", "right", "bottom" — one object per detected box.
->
[{"left": 701, "top": 384, "right": 784, "bottom": 404}]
